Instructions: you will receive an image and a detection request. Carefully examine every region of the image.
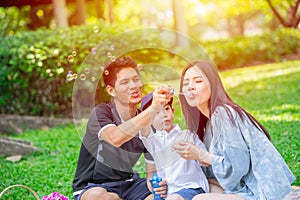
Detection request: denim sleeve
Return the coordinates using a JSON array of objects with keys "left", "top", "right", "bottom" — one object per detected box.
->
[
  {"left": 212, "top": 147, "right": 250, "bottom": 191},
  {"left": 209, "top": 106, "right": 251, "bottom": 191}
]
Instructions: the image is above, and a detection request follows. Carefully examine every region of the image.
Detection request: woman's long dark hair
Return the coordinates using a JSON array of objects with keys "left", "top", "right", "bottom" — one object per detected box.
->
[{"left": 179, "top": 61, "right": 270, "bottom": 141}]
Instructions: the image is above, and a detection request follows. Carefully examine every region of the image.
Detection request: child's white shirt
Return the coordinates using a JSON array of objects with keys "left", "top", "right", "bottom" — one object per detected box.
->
[{"left": 139, "top": 124, "right": 209, "bottom": 195}]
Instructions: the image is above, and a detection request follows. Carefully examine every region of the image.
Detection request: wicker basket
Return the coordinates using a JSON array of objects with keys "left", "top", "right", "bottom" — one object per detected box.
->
[{"left": 0, "top": 184, "right": 39, "bottom": 199}]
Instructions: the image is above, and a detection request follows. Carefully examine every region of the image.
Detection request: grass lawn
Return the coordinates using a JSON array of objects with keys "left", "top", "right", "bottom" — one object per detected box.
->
[{"left": 0, "top": 60, "right": 299, "bottom": 199}]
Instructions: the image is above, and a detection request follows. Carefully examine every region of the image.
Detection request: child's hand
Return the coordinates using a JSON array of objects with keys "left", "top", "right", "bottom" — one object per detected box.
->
[{"left": 153, "top": 179, "right": 168, "bottom": 199}]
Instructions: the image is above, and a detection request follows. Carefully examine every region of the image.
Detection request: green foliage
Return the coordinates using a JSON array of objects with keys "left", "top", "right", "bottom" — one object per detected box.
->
[
  {"left": 0, "top": 6, "right": 30, "bottom": 37},
  {"left": 0, "top": 21, "right": 124, "bottom": 116},
  {"left": 0, "top": 25, "right": 299, "bottom": 117},
  {"left": 202, "top": 28, "right": 300, "bottom": 70},
  {"left": 0, "top": 61, "right": 299, "bottom": 199}
]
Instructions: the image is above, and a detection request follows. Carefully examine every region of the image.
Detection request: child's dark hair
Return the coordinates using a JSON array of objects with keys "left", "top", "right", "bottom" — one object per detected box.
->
[
  {"left": 141, "top": 92, "right": 173, "bottom": 111},
  {"left": 103, "top": 56, "right": 138, "bottom": 87}
]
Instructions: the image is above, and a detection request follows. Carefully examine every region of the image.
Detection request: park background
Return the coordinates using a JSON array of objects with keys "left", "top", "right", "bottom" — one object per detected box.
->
[{"left": 0, "top": 0, "right": 299, "bottom": 199}]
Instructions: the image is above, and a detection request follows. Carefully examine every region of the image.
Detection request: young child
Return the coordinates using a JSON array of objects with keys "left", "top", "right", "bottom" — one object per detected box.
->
[{"left": 139, "top": 92, "right": 209, "bottom": 200}]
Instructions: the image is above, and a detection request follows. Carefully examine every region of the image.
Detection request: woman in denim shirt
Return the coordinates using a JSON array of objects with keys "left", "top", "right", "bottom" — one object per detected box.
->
[{"left": 173, "top": 61, "right": 295, "bottom": 200}]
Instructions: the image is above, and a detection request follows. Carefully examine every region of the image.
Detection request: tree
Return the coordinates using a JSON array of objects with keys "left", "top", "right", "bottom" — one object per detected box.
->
[
  {"left": 266, "top": 0, "right": 300, "bottom": 28},
  {"left": 95, "top": 0, "right": 105, "bottom": 20},
  {"left": 75, "top": 0, "right": 87, "bottom": 25},
  {"left": 105, "top": 0, "right": 114, "bottom": 23},
  {"left": 172, "top": 0, "right": 188, "bottom": 46},
  {"left": 52, "top": 0, "right": 68, "bottom": 27}
]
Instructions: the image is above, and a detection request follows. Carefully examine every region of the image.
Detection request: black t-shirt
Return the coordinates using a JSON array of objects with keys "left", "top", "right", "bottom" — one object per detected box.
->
[{"left": 72, "top": 102, "right": 153, "bottom": 192}]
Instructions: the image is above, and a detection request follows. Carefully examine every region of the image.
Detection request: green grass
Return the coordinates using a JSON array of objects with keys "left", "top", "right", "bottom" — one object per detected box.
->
[{"left": 0, "top": 60, "right": 299, "bottom": 199}]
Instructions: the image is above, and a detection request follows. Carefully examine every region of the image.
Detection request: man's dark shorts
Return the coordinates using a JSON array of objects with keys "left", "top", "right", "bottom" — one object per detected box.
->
[{"left": 74, "top": 173, "right": 151, "bottom": 200}]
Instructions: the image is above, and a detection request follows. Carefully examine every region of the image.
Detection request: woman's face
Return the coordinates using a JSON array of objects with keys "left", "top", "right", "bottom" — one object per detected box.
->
[{"left": 181, "top": 66, "right": 211, "bottom": 109}]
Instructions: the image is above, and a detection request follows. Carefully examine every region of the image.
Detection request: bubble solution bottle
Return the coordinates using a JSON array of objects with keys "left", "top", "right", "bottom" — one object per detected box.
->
[{"left": 149, "top": 172, "right": 164, "bottom": 200}]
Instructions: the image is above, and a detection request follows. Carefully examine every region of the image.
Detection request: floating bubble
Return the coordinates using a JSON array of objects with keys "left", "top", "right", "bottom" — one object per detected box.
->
[
  {"left": 72, "top": 51, "right": 77, "bottom": 57},
  {"left": 46, "top": 69, "right": 51, "bottom": 73},
  {"left": 106, "top": 52, "right": 112, "bottom": 58},
  {"left": 104, "top": 70, "right": 109, "bottom": 76},
  {"left": 84, "top": 68, "right": 89, "bottom": 74},
  {"left": 91, "top": 76, "right": 96, "bottom": 81},
  {"left": 67, "top": 55, "right": 74, "bottom": 63},
  {"left": 110, "top": 56, "right": 116, "bottom": 62},
  {"left": 93, "top": 26, "right": 99, "bottom": 33},
  {"left": 66, "top": 71, "right": 73, "bottom": 82},
  {"left": 72, "top": 73, "right": 78, "bottom": 80},
  {"left": 91, "top": 47, "right": 97, "bottom": 54},
  {"left": 137, "top": 64, "right": 143, "bottom": 71},
  {"left": 80, "top": 74, "right": 86, "bottom": 80}
]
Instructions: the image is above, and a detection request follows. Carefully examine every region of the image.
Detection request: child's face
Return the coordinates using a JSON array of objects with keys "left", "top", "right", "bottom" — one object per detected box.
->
[{"left": 152, "top": 104, "right": 174, "bottom": 133}]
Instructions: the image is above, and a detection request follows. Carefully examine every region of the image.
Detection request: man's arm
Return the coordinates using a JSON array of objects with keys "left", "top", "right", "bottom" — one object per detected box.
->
[
  {"left": 100, "top": 87, "right": 169, "bottom": 147},
  {"left": 100, "top": 105, "right": 159, "bottom": 147}
]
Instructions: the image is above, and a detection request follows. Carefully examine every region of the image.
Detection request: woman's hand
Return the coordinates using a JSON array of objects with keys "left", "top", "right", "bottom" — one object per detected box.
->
[
  {"left": 173, "top": 140, "right": 212, "bottom": 166},
  {"left": 172, "top": 141, "right": 200, "bottom": 160}
]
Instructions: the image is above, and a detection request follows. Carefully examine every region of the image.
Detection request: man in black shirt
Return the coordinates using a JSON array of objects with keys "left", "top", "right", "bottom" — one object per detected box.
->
[{"left": 72, "top": 56, "right": 169, "bottom": 200}]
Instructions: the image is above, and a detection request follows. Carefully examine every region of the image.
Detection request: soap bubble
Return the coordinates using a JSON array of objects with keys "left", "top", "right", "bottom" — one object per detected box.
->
[
  {"left": 84, "top": 68, "right": 89, "bottom": 74},
  {"left": 137, "top": 64, "right": 143, "bottom": 71},
  {"left": 91, "top": 47, "right": 97, "bottom": 54},
  {"left": 72, "top": 73, "right": 78, "bottom": 80},
  {"left": 72, "top": 51, "right": 77, "bottom": 57},
  {"left": 106, "top": 52, "right": 112, "bottom": 58},
  {"left": 110, "top": 56, "right": 116, "bottom": 62},
  {"left": 66, "top": 71, "right": 73, "bottom": 82},
  {"left": 80, "top": 74, "right": 86, "bottom": 80},
  {"left": 93, "top": 26, "right": 99, "bottom": 33},
  {"left": 67, "top": 55, "right": 74, "bottom": 63}
]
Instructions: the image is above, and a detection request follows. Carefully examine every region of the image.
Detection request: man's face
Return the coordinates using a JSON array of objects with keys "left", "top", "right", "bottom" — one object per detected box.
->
[
  {"left": 152, "top": 104, "right": 174, "bottom": 132},
  {"left": 111, "top": 67, "right": 143, "bottom": 105}
]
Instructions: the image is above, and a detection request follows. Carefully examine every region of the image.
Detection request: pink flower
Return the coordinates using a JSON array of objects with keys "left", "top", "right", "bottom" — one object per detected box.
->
[{"left": 42, "top": 191, "right": 69, "bottom": 200}]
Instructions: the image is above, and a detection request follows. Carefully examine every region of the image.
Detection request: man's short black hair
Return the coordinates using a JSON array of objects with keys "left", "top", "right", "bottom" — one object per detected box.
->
[{"left": 103, "top": 56, "right": 138, "bottom": 87}]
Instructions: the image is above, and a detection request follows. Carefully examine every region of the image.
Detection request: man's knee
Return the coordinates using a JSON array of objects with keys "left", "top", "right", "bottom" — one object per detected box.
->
[{"left": 81, "top": 187, "right": 119, "bottom": 200}]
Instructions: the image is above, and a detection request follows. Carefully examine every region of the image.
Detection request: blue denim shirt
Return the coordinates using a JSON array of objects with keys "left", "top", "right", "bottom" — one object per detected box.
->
[{"left": 203, "top": 105, "right": 295, "bottom": 200}]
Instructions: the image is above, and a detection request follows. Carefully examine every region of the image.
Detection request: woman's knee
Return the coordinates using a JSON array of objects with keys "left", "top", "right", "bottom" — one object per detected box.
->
[
  {"left": 192, "top": 193, "right": 243, "bottom": 200},
  {"left": 166, "top": 194, "right": 184, "bottom": 200}
]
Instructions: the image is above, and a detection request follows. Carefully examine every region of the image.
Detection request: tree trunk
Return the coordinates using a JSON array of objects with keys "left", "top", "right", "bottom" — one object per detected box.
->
[
  {"left": 105, "top": 0, "right": 114, "bottom": 23},
  {"left": 266, "top": 0, "right": 300, "bottom": 28},
  {"left": 52, "top": 0, "right": 68, "bottom": 27},
  {"left": 95, "top": 0, "right": 105, "bottom": 20},
  {"left": 76, "top": 0, "right": 87, "bottom": 25},
  {"left": 172, "top": 0, "right": 188, "bottom": 47}
]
